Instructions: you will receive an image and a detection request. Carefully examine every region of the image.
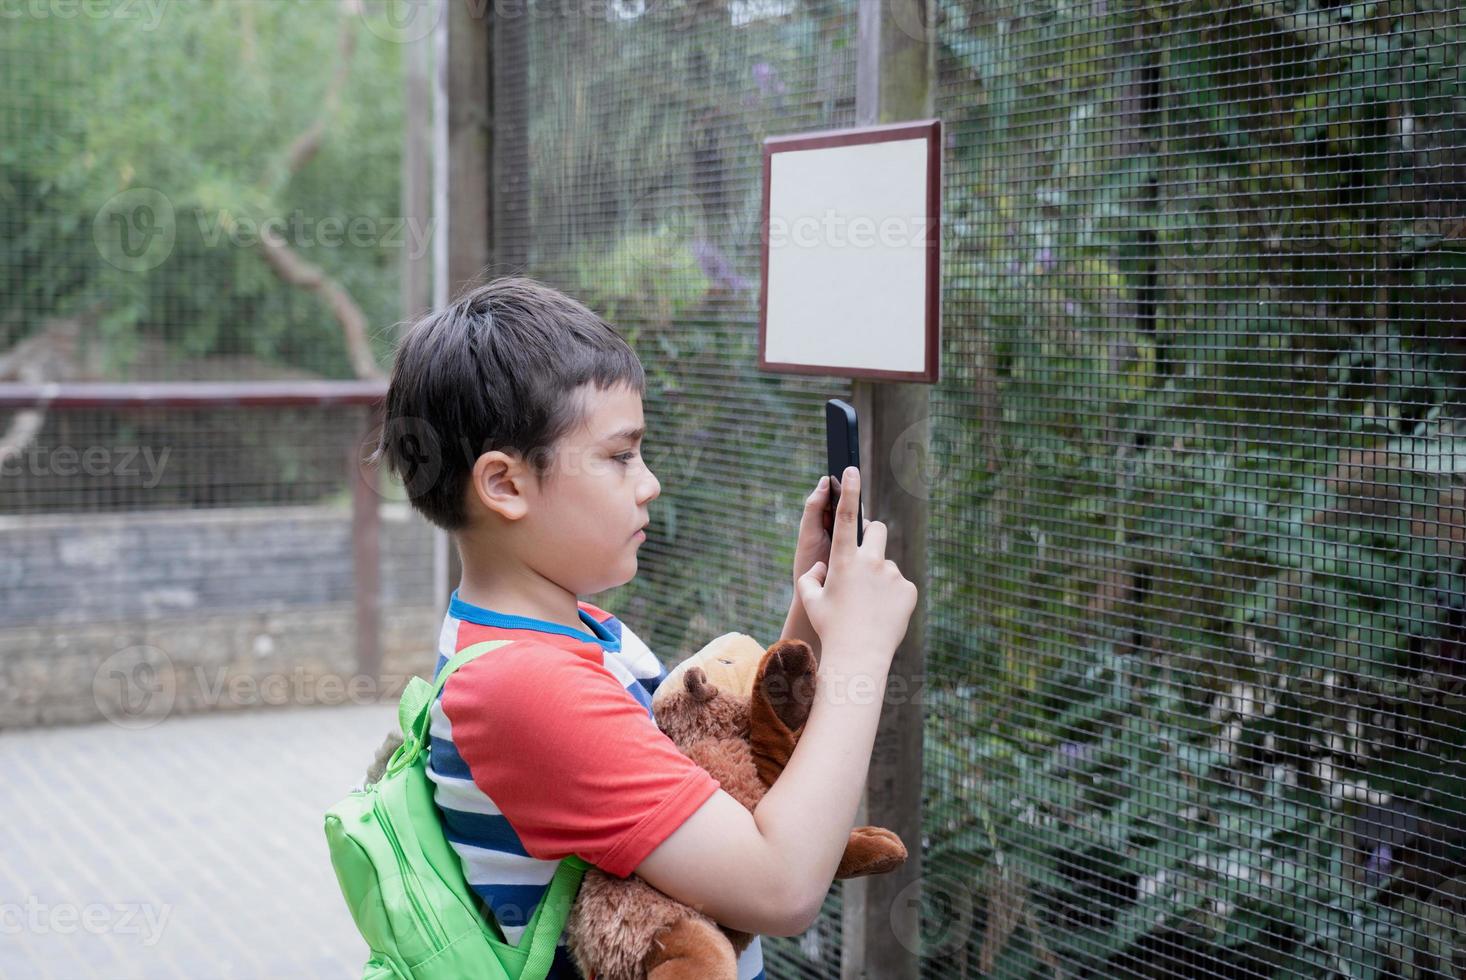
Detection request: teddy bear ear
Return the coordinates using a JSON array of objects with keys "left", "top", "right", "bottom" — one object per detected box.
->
[{"left": 684, "top": 666, "right": 719, "bottom": 702}]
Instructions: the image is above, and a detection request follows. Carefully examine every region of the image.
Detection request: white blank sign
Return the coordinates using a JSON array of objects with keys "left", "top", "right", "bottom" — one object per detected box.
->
[{"left": 758, "top": 119, "right": 941, "bottom": 383}]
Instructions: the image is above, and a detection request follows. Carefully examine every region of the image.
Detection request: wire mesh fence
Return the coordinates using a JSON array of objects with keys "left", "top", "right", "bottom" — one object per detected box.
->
[
  {"left": 8, "top": 0, "right": 1466, "bottom": 976},
  {"left": 487, "top": 1, "right": 861, "bottom": 974},
  {"left": 929, "top": 0, "right": 1466, "bottom": 975},
  {"left": 0, "top": 0, "right": 437, "bottom": 729},
  {"left": 495, "top": 0, "right": 1466, "bottom": 975}
]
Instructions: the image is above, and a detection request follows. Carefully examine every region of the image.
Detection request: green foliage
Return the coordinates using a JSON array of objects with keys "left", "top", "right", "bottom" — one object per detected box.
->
[
  {"left": 1, "top": 0, "right": 406, "bottom": 378},
  {"left": 925, "top": 0, "right": 1466, "bottom": 976}
]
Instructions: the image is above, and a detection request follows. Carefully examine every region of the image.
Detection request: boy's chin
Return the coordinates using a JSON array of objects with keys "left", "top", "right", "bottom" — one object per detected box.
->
[{"left": 579, "top": 562, "right": 638, "bottom": 595}]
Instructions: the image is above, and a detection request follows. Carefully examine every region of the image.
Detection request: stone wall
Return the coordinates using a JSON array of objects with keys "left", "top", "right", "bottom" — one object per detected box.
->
[{"left": 1, "top": 504, "right": 443, "bottom": 729}]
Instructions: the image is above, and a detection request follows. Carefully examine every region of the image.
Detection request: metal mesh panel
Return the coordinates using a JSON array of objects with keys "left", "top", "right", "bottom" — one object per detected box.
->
[
  {"left": 930, "top": 0, "right": 1466, "bottom": 976},
  {"left": 0, "top": 1, "right": 415, "bottom": 382},
  {"left": 490, "top": 1, "right": 857, "bottom": 974},
  {"left": 0, "top": 2, "right": 437, "bottom": 733}
]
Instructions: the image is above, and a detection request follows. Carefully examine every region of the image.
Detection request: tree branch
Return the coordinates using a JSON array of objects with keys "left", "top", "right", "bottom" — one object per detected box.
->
[{"left": 253, "top": 0, "right": 382, "bottom": 380}]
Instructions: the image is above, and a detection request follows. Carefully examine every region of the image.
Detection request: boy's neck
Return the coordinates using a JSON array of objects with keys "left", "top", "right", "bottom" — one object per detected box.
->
[{"left": 454, "top": 561, "right": 586, "bottom": 636}]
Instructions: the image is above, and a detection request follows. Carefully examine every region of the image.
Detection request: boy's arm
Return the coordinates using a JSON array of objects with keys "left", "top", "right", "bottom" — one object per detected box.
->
[
  {"left": 778, "top": 591, "right": 821, "bottom": 663},
  {"left": 640, "top": 467, "right": 914, "bottom": 937},
  {"left": 634, "top": 639, "right": 889, "bottom": 936}
]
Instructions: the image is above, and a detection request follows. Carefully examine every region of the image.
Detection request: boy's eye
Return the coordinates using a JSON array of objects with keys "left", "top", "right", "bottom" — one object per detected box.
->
[{"left": 613, "top": 451, "right": 637, "bottom": 463}]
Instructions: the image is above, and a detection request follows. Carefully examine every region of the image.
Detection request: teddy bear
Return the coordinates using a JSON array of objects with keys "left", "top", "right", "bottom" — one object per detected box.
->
[
  {"left": 362, "top": 632, "right": 908, "bottom": 980},
  {"left": 563, "top": 632, "right": 908, "bottom": 980}
]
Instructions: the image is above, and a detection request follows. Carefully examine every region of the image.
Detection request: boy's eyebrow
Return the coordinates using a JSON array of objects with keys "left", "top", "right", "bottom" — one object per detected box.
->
[{"left": 602, "top": 425, "right": 645, "bottom": 443}]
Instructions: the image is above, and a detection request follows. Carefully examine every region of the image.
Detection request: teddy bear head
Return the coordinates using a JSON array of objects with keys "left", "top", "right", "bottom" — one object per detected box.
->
[{"left": 651, "top": 632, "right": 768, "bottom": 746}]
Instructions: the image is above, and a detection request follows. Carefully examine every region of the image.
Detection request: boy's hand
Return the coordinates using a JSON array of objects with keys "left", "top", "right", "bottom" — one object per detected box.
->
[
  {"left": 791, "top": 475, "right": 833, "bottom": 586},
  {"left": 796, "top": 467, "right": 917, "bottom": 663},
  {"left": 791, "top": 473, "right": 868, "bottom": 586}
]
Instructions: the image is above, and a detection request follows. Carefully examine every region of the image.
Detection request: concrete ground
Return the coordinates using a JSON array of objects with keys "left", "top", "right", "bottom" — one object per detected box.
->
[{"left": 1, "top": 704, "right": 399, "bottom": 979}]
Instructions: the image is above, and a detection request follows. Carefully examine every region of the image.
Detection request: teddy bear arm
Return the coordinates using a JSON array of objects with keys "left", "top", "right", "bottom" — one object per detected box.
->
[
  {"left": 833, "top": 825, "right": 909, "bottom": 880},
  {"left": 748, "top": 640, "right": 818, "bottom": 788}
]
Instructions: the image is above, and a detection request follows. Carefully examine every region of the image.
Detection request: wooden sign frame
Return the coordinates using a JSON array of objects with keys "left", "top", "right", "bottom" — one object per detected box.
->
[{"left": 757, "top": 119, "right": 942, "bottom": 384}]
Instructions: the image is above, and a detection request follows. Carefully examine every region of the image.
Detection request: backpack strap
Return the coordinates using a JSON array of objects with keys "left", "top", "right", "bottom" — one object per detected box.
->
[
  {"left": 386, "top": 640, "right": 514, "bottom": 777},
  {"left": 385, "top": 637, "right": 592, "bottom": 979},
  {"left": 518, "top": 853, "right": 591, "bottom": 979}
]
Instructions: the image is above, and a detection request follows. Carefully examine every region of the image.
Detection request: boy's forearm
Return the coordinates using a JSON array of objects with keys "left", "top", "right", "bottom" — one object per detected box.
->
[{"left": 751, "top": 643, "right": 889, "bottom": 925}]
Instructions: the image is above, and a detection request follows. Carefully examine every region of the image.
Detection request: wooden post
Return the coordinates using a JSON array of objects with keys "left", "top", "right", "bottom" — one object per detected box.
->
[
  {"left": 440, "top": 0, "right": 492, "bottom": 300},
  {"left": 488, "top": 0, "right": 530, "bottom": 272},
  {"left": 353, "top": 401, "right": 385, "bottom": 682},
  {"left": 844, "top": 0, "right": 935, "bottom": 976},
  {"left": 402, "top": 23, "right": 434, "bottom": 323},
  {"left": 434, "top": 0, "right": 494, "bottom": 608}
]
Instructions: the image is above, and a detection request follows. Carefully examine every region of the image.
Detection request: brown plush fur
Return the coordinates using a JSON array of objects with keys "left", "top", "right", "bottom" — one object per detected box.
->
[
  {"left": 360, "top": 636, "right": 907, "bottom": 980},
  {"left": 565, "top": 637, "right": 908, "bottom": 980}
]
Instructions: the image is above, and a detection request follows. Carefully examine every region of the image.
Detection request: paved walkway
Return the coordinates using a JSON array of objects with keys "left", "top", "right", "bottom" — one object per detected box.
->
[{"left": 1, "top": 704, "right": 399, "bottom": 979}]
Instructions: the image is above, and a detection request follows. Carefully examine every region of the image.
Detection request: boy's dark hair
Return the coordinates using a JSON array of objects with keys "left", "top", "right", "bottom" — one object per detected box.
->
[{"left": 372, "top": 276, "right": 645, "bottom": 531}]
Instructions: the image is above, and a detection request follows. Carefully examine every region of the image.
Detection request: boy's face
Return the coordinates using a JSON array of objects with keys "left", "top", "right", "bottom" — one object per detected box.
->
[{"left": 518, "top": 382, "right": 661, "bottom": 595}]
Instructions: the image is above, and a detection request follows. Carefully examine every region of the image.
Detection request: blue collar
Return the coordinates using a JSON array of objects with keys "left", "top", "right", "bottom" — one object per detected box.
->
[{"left": 448, "top": 590, "right": 620, "bottom": 649}]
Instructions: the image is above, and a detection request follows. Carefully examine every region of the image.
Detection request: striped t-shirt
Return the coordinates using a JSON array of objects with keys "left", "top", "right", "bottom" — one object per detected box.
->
[{"left": 426, "top": 590, "right": 767, "bottom": 980}]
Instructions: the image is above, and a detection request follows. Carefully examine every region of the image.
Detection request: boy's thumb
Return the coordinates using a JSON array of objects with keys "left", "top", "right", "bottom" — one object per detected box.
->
[{"left": 797, "top": 562, "right": 827, "bottom": 603}]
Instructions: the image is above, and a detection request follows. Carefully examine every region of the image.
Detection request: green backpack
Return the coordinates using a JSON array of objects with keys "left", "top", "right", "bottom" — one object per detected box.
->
[{"left": 324, "top": 640, "right": 590, "bottom": 980}]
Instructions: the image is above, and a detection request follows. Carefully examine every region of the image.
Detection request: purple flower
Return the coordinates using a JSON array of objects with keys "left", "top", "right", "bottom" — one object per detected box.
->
[
  {"left": 1364, "top": 843, "right": 1393, "bottom": 885},
  {"left": 752, "top": 61, "right": 785, "bottom": 95},
  {"left": 692, "top": 238, "right": 751, "bottom": 294}
]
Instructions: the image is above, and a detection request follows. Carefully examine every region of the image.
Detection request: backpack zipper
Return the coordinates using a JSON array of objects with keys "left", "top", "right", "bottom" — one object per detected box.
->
[{"left": 372, "top": 794, "right": 448, "bottom": 950}]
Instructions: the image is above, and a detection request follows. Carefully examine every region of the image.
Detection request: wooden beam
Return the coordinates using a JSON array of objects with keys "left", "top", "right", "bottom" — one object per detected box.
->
[
  {"left": 441, "top": 0, "right": 492, "bottom": 300},
  {"left": 843, "top": 0, "right": 935, "bottom": 976},
  {"left": 402, "top": 23, "right": 434, "bottom": 323},
  {"left": 435, "top": 0, "right": 493, "bottom": 608},
  {"left": 353, "top": 402, "right": 385, "bottom": 682}
]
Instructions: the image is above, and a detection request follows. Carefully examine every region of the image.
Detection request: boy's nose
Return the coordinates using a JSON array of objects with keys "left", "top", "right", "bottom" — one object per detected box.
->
[{"left": 640, "top": 469, "right": 661, "bottom": 504}]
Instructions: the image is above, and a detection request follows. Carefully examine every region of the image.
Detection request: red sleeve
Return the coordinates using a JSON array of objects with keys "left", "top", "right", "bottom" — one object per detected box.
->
[{"left": 440, "top": 642, "right": 721, "bottom": 878}]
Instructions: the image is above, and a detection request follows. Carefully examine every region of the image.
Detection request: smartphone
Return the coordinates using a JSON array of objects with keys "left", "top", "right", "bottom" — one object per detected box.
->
[{"left": 825, "top": 398, "right": 865, "bottom": 546}]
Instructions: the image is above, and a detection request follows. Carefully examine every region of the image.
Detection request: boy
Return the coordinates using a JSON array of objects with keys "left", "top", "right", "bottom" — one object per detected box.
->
[{"left": 373, "top": 276, "right": 917, "bottom": 979}]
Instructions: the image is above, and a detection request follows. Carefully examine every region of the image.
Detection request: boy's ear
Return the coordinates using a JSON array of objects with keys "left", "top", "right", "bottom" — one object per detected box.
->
[{"left": 468, "top": 450, "right": 533, "bottom": 522}]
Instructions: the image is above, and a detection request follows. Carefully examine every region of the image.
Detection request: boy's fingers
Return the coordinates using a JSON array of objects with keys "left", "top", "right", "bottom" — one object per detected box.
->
[
  {"left": 862, "top": 519, "right": 888, "bottom": 558},
  {"left": 830, "top": 466, "right": 860, "bottom": 559}
]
